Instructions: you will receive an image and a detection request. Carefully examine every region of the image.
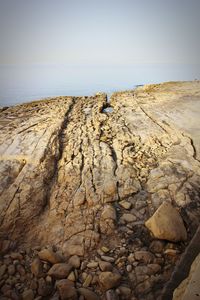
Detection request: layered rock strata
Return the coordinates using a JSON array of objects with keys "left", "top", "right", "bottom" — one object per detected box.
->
[{"left": 0, "top": 81, "right": 200, "bottom": 299}]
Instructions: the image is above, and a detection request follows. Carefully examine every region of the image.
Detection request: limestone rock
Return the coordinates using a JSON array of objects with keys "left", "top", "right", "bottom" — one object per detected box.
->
[{"left": 145, "top": 202, "right": 187, "bottom": 242}]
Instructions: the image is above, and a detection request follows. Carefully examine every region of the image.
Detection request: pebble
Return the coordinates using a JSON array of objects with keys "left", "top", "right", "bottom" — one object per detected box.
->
[
  {"left": 101, "top": 246, "right": 110, "bottom": 253},
  {"left": 0, "top": 265, "right": 7, "bottom": 277},
  {"left": 99, "top": 261, "right": 113, "bottom": 272},
  {"left": 67, "top": 271, "right": 76, "bottom": 282},
  {"left": 126, "top": 265, "right": 132, "bottom": 272},
  {"left": 87, "top": 261, "right": 98, "bottom": 268},
  {"left": 120, "top": 213, "right": 137, "bottom": 223},
  {"left": 31, "top": 258, "right": 43, "bottom": 277},
  {"left": 78, "top": 287, "right": 99, "bottom": 300},
  {"left": 99, "top": 272, "right": 121, "bottom": 290},
  {"left": 56, "top": 279, "right": 77, "bottom": 300},
  {"left": 106, "top": 289, "right": 119, "bottom": 300},
  {"left": 68, "top": 255, "right": 81, "bottom": 269},
  {"left": 7, "top": 265, "right": 15, "bottom": 276},
  {"left": 48, "top": 263, "right": 73, "bottom": 279},
  {"left": 10, "top": 253, "right": 23, "bottom": 261},
  {"left": 83, "top": 274, "right": 93, "bottom": 287},
  {"left": 134, "top": 251, "right": 154, "bottom": 264},
  {"left": 119, "top": 200, "right": 132, "bottom": 210},
  {"left": 22, "top": 289, "right": 34, "bottom": 300},
  {"left": 101, "top": 256, "right": 115, "bottom": 263},
  {"left": 38, "top": 249, "right": 62, "bottom": 264}
]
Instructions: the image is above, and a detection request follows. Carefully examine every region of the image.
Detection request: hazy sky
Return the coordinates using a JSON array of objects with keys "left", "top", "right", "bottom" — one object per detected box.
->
[{"left": 0, "top": 0, "right": 200, "bottom": 65}]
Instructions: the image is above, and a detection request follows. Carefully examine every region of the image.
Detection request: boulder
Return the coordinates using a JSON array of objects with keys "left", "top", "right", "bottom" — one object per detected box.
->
[{"left": 145, "top": 202, "right": 187, "bottom": 242}]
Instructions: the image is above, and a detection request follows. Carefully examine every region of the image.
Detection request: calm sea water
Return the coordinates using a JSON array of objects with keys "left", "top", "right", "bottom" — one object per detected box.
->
[{"left": 0, "top": 64, "right": 199, "bottom": 106}]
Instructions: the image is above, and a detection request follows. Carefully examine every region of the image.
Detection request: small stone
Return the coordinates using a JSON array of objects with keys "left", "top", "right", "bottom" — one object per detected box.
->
[
  {"left": 101, "top": 256, "right": 115, "bottom": 263},
  {"left": 134, "top": 251, "right": 154, "bottom": 264},
  {"left": 22, "top": 289, "right": 34, "bottom": 300},
  {"left": 37, "top": 278, "right": 52, "bottom": 296},
  {"left": 87, "top": 261, "right": 98, "bottom": 268},
  {"left": 68, "top": 255, "right": 81, "bottom": 269},
  {"left": 7, "top": 264, "right": 15, "bottom": 276},
  {"left": 1, "top": 283, "right": 11, "bottom": 296},
  {"left": 83, "top": 274, "right": 93, "bottom": 287},
  {"left": 99, "top": 261, "right": 113, "bottom": 272},
  {"left": 147, "top": 264, "right": 161, "bottom": 274},
  {"left": 106, "top": 289, "right": 119, "bottom": 300},
  {"left": 149, "top": 240, "right": 165, "bottom": 253},
  {"left": 30, "top": 280, "right": 38, "bottom": 290},
  {"left": 128, "top": 254, "right": 135, "bottom": 264},
  {"left": 56, "top": 279, "right": 77, "bottom": 300},
  {"left": 120, "top": 214, "right": 137, "bottom": 223},
  {"left": 101, "top": 247, "right": 110, "bottom": 253},
  {"left": 16, "top": 264, "right": 26, "bottom": 276},
  {"left": 46, "top": 275, "right": 52, "bottom": 284},
  {"left": 81, "top": 261, "right": 88, "bottom": 271},
  {"left": 67, "top": 271, "right": 76, "bottom": 282},
  {"left": 48, "top": 263, "right": 73, "bottom": 279},
  {"left": 164, "top": 249, "right": 180, "bottom": 256},
  {"left": 126, "top": 265, "right": 132, "bottom": 272},
  {"left": 119, "top": 200, "right": 132, "bottom": 210},
  {"left": 38, "top": 249, "right": 62, "bottom": 264},
  {"left": 99, "top": 272, "right": 121, "bottom": 290},
  {"left": 145, "top": 202, "right": 187, "bottom": 242},
  {"left": 10, "top": 253, "right": 23, "bottom": 260},
  {"left": 135, "top": 279, "right": 152, "bottom": 294},
  {"left": 0, "top": 265, "right": 7, "bottom": 277},
  {"left": 118, "top": 286, "right": 132, "bottom": 297},
  {"left": 101, "top": 205, "right": 116, "bottom": 220},
  {"left": 78, "top": 287, "right": 99, "bottom": 300},
  {"left": 31, "top": 258, "right": 43, "bottom": 277}
]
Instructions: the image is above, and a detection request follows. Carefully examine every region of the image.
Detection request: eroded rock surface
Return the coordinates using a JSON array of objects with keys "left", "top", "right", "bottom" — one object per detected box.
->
[{"left": 0, "top": 81, "right": 200, "bottom": 299}]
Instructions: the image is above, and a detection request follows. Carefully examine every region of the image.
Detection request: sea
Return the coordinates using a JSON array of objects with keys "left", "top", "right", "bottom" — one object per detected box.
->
[{"left": 0, "top": 63, "right": 199, "bottom": 106}]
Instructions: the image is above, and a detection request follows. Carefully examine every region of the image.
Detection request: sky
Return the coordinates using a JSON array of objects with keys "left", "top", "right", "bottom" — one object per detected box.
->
[{"left": 0, "top": 0, "right": 200, "bottom": 66}]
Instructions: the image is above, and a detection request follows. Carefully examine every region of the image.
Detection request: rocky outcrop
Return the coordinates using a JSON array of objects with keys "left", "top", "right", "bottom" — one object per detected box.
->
[{"left": 0, "top": 81, "right": 200, "bottom": 299}]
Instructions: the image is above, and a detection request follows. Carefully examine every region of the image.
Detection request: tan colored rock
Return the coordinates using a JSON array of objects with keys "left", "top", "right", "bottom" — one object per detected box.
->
[
  {"left": 99, "top": 261, "right": 113, "bottom": 272},
  {"left": 31, "top": 257, "right": 43, "bottom": 277},
  {"left": 48, "top": 263, "right": 73, "bottom": 279},
  {"left": 22, "top": 289, "right": 34, "bottom": 300},
  {"left": 134, "top": 251, "right": 154, "bottom": 264},
  {"left": 78, "top": 288, "right": 99, "bottom": 300},
  {"left": 56, "top": 279, "right": 77, "bottom": 300},
  {"left": 68, "top": 255, "right": 81, "bottom": 269},
  {"left": 38, "top": 248, "right": 62, "bottom": 264},
  {"left": 119, "top": 200, "right": 132, "bottom": 210},
  {"left": 145, "top": 202, "right": 187, "bottom": 242},
  {"left": 120, "top": 213, "right": 137, "bottom": 223},
  {"left": 99, "top": 272, "right": 121, "bottom": 290}
]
